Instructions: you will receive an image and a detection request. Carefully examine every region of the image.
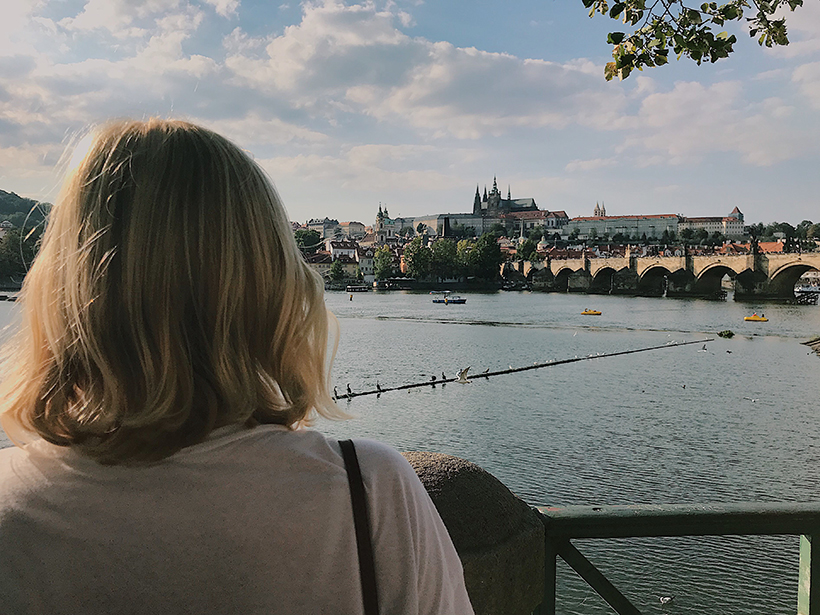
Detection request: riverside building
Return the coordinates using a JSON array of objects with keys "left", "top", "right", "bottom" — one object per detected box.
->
[{"left": 563, "top": 204, "right": 745, "bottom": 240}]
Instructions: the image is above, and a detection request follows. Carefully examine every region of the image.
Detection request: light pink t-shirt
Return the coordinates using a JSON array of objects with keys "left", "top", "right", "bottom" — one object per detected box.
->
[{"left": 0, "top": 425, "right": 474, "bottom": 615}]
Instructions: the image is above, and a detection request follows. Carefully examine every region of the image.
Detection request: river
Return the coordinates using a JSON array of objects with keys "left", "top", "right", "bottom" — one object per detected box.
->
[{"left": 2, "top": 292, "right": 819, "bottom": 614}]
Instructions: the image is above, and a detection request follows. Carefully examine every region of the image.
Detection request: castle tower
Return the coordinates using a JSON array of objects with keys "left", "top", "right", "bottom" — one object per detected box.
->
[{"left": 474, "top": 185, "right": 481, "bottom": 214}]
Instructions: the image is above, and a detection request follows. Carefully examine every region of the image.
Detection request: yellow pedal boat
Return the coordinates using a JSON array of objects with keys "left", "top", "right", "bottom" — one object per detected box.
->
[
  {"left": 581, "top": 309, "right": 602, "bottom": 316},
  {"left": 744, "top": 313, "right": 768, "bottom": 322}
]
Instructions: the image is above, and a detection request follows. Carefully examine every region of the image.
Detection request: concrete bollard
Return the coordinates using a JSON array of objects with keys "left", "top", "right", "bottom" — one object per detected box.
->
[{"left": 402, "top": 452, "right": 545, "bottom": 615}]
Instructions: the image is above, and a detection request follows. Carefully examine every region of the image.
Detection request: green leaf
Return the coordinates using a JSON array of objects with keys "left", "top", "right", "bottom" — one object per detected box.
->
[
  {"left": 609, "top": 2, "right": 624, "bottom": 18},
  {"left": 607, "top": 31, "right": 625, "bottom": 44}
]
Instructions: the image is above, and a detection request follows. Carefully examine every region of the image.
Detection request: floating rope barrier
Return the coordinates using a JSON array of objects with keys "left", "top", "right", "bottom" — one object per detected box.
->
[{"left": 335, "top": 337, "right": 715, "bottom": 400}]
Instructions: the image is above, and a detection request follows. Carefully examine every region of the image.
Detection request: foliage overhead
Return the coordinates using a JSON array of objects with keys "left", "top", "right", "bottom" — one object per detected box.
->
[{"left": 583, "top": 0, "right": 805, "bottom": 80}]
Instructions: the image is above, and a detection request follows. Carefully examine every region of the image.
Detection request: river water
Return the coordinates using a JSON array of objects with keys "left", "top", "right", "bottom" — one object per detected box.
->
[{"left": 2, "top": 292, "right": 819, "bottom": 614}]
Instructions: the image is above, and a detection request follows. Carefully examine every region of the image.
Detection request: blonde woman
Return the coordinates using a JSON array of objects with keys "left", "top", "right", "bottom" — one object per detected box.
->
[{"left": 0, "top": 119, "right": 473, "bottom": 615}]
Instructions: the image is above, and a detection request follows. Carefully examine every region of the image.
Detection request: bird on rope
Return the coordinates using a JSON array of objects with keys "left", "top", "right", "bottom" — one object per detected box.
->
[{"left": 456, "top": 367, "right": 471, "bottom": 384}]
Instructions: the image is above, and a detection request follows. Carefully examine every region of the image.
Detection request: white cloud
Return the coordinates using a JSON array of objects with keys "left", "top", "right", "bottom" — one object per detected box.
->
[
  {"left": 618, "top": 80, "right": 815, "bottom": 166},
  {"left": 223, "top": 1, "right": 629, "bottom": 138},
  {"left": 565, "top": 157, "right": 617, "bottom": 172},
  {"left": 59, "top": 0, "right": 182, "bottom": 37},
  {"left": 202, "top": 0, "right": 240, "bottom": 18},
  {"left": 793, "top": 61, "right": 820, "bottom": 109}
]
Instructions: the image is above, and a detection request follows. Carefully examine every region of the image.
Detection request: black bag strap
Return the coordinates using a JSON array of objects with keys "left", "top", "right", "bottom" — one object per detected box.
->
[{"left": 339, "top": 439, "right": 380, "bottom": 615}]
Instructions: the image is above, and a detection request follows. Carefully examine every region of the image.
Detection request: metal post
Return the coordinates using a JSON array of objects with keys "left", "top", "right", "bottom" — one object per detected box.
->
[
  {"left": 799, "top": 534, "right": 820, "bottom": 615},
  {"left": 533, "top": 537, "right": 556, "bottom": 615}
]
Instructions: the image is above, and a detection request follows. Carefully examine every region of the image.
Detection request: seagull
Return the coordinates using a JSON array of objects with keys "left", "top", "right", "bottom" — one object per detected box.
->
[
  {"left": 509, "top": 365, "right": 513, "bottom": 370},
  {"left": 681, "top": 384, "right": 686, "bottom": 389},
  {"left": 726, "top": 350, "right": 733, "bottom": 354},
  {"left": 743, "top": 396, "right": 758, "bottom": 402},
  {"left": 659, "top": 595, "right": 674, "bottom": 605},
  {"left": 573, "top": 331, "right": 578, "bottom": 337},
  {"left": 482, "top": 368, "right": 490, "bottom": 378},
  {"left": 346, "top": 383, "right": 352, "bottom": 397},
  {"left": 441, "top": 371, "right": 447, "bottom": 380},
  {"left": 333, "top": 386, "right": 338, "bottom": 399},
  {"left": 376, "top": 382, "right": 382, "bottom": 393},
  {"left": 457, "top": 366, "right": 471, "bottom": 384},
  {"left": 700, "top": 344, "right": 708, "bottom": 352}
]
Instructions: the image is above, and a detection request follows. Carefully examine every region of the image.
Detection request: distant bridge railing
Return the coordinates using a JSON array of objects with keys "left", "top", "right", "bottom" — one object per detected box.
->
[{"left": 533, "top": 502, "right": 820, "bottom": 615}]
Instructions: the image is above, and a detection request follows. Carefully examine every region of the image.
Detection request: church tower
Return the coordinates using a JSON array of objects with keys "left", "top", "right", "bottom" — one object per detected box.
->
[{"left": 474, "top": 185, "right": 481, "bottom": 214}]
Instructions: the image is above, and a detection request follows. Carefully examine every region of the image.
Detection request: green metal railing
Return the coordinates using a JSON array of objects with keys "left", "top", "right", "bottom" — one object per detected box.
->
[{"left": 533, "top": 502, "right": 820, "bottom": 615}]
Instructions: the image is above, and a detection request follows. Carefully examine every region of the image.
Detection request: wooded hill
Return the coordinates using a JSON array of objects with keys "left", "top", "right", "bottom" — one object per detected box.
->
[
  {"left": 0, "top": 190, "right": 49, "bottom": 288},
  {"left": 0, "top": 189, "right": 50, "bottom": 227}
]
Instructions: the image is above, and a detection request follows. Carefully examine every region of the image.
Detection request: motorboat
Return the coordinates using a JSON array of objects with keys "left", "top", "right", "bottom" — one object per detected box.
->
[
  {"left": 581, "top": 309, "right": 602, "bottom": 316},
  {"left": 345, "top": 285, "right": 370, "bottom": 292},
  {"left": 432, "top": 295, "right": 466, "bottom": 304},
  {"left": 744, "top": 313, "right": 768, "bottom": 322}
]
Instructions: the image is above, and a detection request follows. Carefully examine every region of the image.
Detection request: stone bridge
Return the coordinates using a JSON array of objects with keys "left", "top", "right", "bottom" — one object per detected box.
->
[{"left": 521, "top": 252, "right": 820, "bottom": 298}]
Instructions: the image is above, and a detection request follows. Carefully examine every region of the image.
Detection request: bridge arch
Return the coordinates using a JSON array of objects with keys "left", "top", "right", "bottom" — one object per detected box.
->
[
  {"left": 553, "top": 268, "right": 572, "bottom": 292},
  {"left": 590, "top": 267, "right": 616, "bottom": 294},
  {"left": 694, "top": 264, "right": 745, "bottom": 297},
  {"left": 769, "top": 262, "right": 820, "bottom": 296},
  {"left": 637, "top": 265, "right": 671, "bottom": 297}
]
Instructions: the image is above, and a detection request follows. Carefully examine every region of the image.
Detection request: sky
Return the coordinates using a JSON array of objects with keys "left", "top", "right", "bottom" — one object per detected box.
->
[{"left": 1, "top": 0, "right": 820, "bottom": 226}]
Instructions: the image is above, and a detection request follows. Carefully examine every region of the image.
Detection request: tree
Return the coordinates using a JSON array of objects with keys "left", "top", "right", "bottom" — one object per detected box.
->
[
  {"left": 796, "top": 219, "right": 814, "bottom": 239},
  {"left": 527, "top": 225, "right": 548, "bottom": 241},
  {"left": 0, "top": 227, "right": 42, "bottom": 278},
  {"left": 403, "top": 236, "right": 432, "bottom": 279},
  {"left": 373, "top": 245, "right": 395, "bottom": 280},
  {"left": 694, "top": 228, "right": 709, "bottom": 244},
  {"left": 583, "top": 0, "right": 806, "bottom": 80},
  {"left": 489, "top": 222, "right": 507, "bottom": 238},
  {"left": 328, "top": 259, "right": 345, "bottom": 282},
  {"left": 518, "top": 238, "right": 538, "bottom": 261},
  {"left": 456, "top": 239, "right": 473, "bottom": 277},
  {"left": 294, "top": 229, "right": 322, "bottom": 255},
  {"left": 471, "top": 233, "right": 503, "bottom": 281},
  {"left": 679, "top": 227, "right": 694, "bottom": 241},
  {"left": 569, "top": 228, "right": 580, "bottom": 241},
  {"left": 431, "top": 239, "right": 458, "bottom": 280}
]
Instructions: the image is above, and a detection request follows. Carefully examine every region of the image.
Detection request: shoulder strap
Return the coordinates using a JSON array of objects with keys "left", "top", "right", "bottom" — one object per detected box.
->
[{"left": 339, "top": 439, "right": 380, "bottom": 615}]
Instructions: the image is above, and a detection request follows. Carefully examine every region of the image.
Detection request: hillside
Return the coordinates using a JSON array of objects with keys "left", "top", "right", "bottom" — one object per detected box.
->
[{"left": 0, "top": 189, "right": 51, "bottom": 227}]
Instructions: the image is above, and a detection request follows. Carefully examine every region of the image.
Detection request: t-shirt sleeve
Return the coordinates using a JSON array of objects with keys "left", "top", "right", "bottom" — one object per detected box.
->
[{"left": 353, "top": 439, "right": 475, "bottom": 615}]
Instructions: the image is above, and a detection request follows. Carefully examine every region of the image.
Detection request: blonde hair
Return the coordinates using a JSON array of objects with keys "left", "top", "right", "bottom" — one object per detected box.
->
[{"left": 0, "top": 118, "right": 344, "bottom": 463}]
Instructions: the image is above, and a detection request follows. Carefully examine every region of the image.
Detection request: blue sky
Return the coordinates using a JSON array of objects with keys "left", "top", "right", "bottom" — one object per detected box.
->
[{"left": 2, "top": 0, "right": 819, "bottom": 226}]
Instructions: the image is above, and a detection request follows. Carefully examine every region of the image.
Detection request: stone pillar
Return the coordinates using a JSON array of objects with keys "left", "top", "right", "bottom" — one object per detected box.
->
[{"left": 402, "top": 452, "right": 545, "bottom": 615}]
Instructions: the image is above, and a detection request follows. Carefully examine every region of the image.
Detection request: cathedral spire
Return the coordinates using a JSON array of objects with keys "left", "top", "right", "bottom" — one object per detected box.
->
[
  {"left": 483, "top": 185, "right": 488, "bottom": 201},
  {"left": 507, "top": 185, "right": 511, "bottom": 201},
  {"left": 492, "top": 176, "right": 498, "bottom": 193}
]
